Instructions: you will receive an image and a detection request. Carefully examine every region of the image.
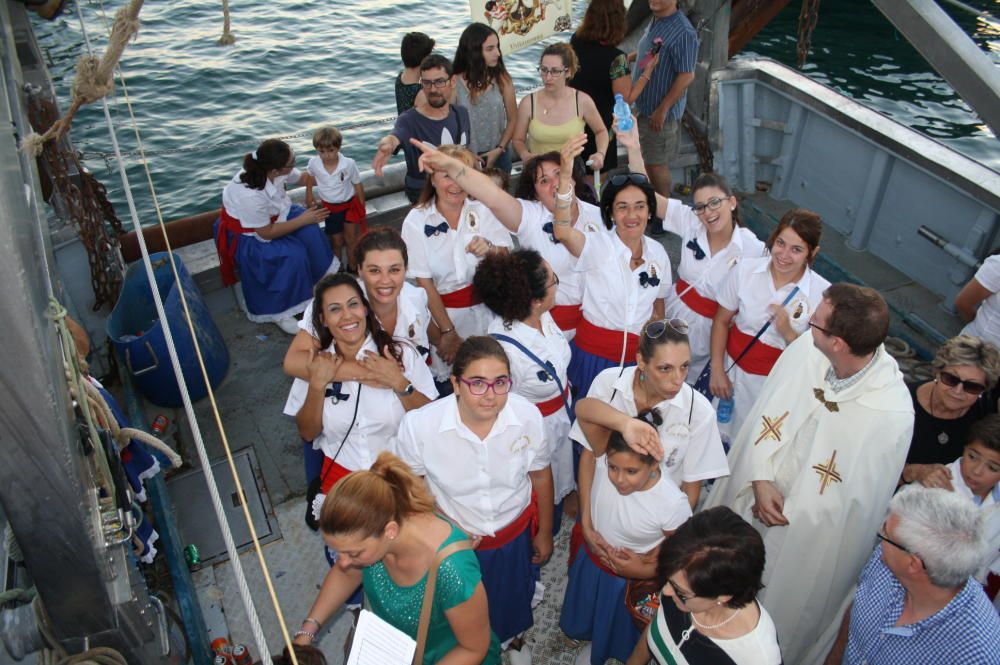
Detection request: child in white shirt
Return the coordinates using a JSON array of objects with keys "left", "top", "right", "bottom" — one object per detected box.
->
[{"left": 305, "top": 126, "right": 366, "bottom": 271}]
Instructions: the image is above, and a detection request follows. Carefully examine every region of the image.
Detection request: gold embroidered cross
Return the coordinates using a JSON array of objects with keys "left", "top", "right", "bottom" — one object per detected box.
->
[
  {"left": 812, "top": 451, "right": 843, "bottom": 495},
  {"left": 754, "top": 411, "right": 790, "bottom": 446},
  {"left": 813, "top": 388, "right": 839, "bottom": 412}
]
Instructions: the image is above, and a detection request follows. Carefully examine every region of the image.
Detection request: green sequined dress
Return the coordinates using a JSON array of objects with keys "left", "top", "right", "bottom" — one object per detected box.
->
[{"left": 363, "top": 523, "right": 502, "bottom": 664}]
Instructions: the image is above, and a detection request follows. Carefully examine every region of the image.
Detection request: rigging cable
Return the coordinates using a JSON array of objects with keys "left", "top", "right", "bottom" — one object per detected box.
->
[{"left": 79, "top": 1, "right": 295, "bottom": 662}]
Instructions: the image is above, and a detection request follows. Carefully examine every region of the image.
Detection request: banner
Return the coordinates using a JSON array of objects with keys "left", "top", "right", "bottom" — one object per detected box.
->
[{"left": 470, "top": 0, "right": 573, "bottom": 55}]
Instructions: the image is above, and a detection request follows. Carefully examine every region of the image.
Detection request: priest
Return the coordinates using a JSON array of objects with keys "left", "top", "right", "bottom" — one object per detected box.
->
[{"left": 704, "top": 283, "right": 914, "bottom": 665}]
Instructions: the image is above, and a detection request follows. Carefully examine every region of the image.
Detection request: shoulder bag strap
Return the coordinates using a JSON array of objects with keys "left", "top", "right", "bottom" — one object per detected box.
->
[
  {"left": 412, "top": 539, "right": 475, "bottom": 665},
  {"left": 726, "top": 285, "right": 801, "bottom": 372},
  {"left": 490, "top": 333, "right": 572, "bottom": 419}
]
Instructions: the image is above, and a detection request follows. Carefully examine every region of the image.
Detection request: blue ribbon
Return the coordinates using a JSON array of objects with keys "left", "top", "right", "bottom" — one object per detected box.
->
[
  {"left": 424, "top": 222, "right": 449, "bottom": 237},
  {"left": 541, "top": 222, "right": 561, "bottom": 244},
  {"left": 686, "top": 238, "right": 706, "bottom": 260},
  {"left": 325, "top": 382, "right": 350, "bottom": 403},
  {"left": 536, "top": 360, "right": 557, "bottom": 382},
  {"left": 639, "top": 271, "right": 661, "bottom": 288}
]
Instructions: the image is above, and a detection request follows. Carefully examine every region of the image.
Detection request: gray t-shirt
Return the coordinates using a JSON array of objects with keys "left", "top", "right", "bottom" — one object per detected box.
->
[
  {"left": 391, "top": 105, "right": 471, "bottom": 190},
  {"left": 454, "top": 79, "right": 506, "bottom": 155}
]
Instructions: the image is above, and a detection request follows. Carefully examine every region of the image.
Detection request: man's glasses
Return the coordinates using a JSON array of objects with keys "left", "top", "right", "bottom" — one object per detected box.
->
[
  {"left": 537, "top": 66, "right": 567, "bottom": 77},
  {"left": 458, "top": 376, "right": 513, "bottom": 396},
  {"left": 691, "top": 197, "right": 726, "bottom": 215},
  {"left": 666, "top": 579, "right": 697, "bottom": 604},
  {"left": 644, "top": 318, "right": 689, "bottom": 339},
  {"left": 938, "top": 370, "right": 987, "bottom": 396},
  {"left": 808, "top": 320, "right": 833, "bottom": 336},
  {"left": 608, "top": 173, "right": 650, "bottom": 187},
  {"left": 420, "top": 77, "right": 451, "bottom": 90}
]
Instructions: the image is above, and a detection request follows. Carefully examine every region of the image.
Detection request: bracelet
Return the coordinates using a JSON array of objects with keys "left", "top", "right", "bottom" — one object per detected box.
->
[
  {"left": 303, "top": 617, "right": 321, "bottom": 629},
  {"left": 495, "top": 143, "right": 507, "bottom": 152},
  {"left": 294, "top": 630, "right": 317, "bottom": 642},
  {"left": 439, "top": 326, "right": 455, "bottom": 335},
  {"left": 553, "top": 214, "right": 571, "bottom": 220},
  {"left": 555, "top": 189, "right": 574, "bottom": 202}
]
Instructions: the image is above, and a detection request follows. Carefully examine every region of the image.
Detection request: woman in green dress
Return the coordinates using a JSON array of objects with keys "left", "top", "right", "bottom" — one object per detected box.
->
[{"left": 294, "top": 452, "right": 500, "bottom": 664}]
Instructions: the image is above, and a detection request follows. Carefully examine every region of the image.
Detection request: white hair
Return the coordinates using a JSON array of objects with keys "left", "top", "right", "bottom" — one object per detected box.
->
[{"left": 890, "top": 485, "right": 987, "bottom": 588}]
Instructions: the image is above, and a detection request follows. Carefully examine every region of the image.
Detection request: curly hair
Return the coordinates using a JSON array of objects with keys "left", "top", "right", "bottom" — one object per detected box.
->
[
  {"left": 473, "top": 249, "right": 549, "bottom": 324},
  {"left": 574, "top": 0, "right": 626, "bottom": 45},
  {"left": 933, "top": 334, "right": 1000, "bottom": 388},
  {"left": 310, "top": 273, "right": 401, "bottom": 362}
]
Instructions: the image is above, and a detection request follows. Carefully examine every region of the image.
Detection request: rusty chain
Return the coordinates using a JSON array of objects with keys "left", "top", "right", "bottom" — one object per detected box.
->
[
  {"left": 796, "top": 0, "right": 822, "bottom": 69},
  {"left": 27, "top": 90, "right": 125, "bottom": 311},
  {"left": 682, "top": 110, "right": 714, "bottom": 175}
]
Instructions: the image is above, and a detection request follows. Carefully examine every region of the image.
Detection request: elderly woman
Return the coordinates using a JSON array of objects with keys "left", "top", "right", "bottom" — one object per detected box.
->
[
  {"left": 512, "top": 43, "right": 609, "bottom": 171},
  {"left": 901, "top": 334, "right": 1000, "bottom": 484},
  {"left": 626, "top": 507, "right": 781, "bottom": 665}
]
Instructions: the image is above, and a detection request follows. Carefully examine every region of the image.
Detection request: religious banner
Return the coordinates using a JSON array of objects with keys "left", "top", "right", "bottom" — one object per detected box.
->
[{"left": 470, "top": 0, "right": 573, "bottom": 55}]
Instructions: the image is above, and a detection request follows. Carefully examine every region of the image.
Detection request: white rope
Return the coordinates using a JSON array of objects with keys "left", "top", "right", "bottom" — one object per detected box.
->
[{"left": 74, "top": 5, "right": 276, "bottom": 663}]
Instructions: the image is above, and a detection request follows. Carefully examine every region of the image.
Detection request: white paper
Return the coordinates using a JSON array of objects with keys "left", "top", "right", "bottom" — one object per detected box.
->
[{"left": 346, "top": 609, "right": 417, "bottom": 665}]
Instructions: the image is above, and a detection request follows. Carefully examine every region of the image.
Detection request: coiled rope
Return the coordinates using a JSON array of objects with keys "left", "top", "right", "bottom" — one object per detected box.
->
[{"left": 80, "top": 0, "right": 292, "bottom": 661}]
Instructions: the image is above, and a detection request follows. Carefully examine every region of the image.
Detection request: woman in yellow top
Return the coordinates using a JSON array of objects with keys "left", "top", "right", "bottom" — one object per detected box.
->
[{"left": 512, "top": 42, "right": 609, "bottom": 171}]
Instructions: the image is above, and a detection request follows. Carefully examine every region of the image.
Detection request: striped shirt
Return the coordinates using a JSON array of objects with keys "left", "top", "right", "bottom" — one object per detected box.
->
[
  {"left": 843, "top": 550, "right": 1000, "bottom": 665},
  {"left": 632, "top": 11, "right": 699, "bottom": 120}
]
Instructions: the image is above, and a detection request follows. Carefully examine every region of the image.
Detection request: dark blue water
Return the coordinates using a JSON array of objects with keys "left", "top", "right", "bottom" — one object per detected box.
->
[{"left": 30, "top": 0, "right": 998, "bottom": 226}]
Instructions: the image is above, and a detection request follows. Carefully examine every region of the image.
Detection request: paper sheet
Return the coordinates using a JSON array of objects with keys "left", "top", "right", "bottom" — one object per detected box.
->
[{"left": 346, "top": 609, "right": 417, "bottom": 665}]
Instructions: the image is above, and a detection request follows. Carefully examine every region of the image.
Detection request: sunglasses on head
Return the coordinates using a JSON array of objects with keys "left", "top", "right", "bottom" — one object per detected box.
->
[
  {"left": 643, "top": 318, "right": 689, "bottom": 339},
  {"left": 608, "top": 173, "right": 650, "bottom": 187},
  {"left": 937, "top": 370, "right": 987, "bottom": 396}
]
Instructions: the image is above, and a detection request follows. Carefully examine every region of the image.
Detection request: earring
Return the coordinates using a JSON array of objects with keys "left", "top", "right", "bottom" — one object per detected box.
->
[
  {"left": 731, "top": 207, "right": 736, "bottom": 212},
  {"left": 639, "top": 371, "right": 646, "bottom": 383}
]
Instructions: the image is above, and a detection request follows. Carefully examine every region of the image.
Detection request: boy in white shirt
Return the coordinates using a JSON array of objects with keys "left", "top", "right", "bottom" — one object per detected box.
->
[{"left": 305, "top": 126, "right": 366, "bottom": 271}]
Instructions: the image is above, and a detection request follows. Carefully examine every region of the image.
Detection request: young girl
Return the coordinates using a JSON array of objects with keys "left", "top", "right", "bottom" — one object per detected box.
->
[
  {"left": 452, "top": 22, "right": 517, "bottom": 173},
  {"left": 709, "top": 209, "right": 829, "bottom": 438},
  {"left": 562, "top": 411, "right": 692, "bottom": 665},
  {"left": 394, "top": 337, "right": 553, "bottom": 665},
  {"left": 214, "top": 138, "right": 336, "bottom": 334},
  {"left": 305, "top": 126, "right": 366, "bottom": 272},
  {"left": 293, "top": 452, "right": 501, "bottom": 664}
]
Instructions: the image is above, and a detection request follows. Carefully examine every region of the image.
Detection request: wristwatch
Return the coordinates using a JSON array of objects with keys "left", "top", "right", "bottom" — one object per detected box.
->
[{"left": 395, "top": 383, "right": 415, "bottom": 397}]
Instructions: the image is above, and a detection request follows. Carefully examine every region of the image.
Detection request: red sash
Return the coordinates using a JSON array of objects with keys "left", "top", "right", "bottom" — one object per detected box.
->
[
  {"left": 675, "top": 279, "right": 719, "bottom": 319},
  {"left": 550, "top": 304, "right": 582, "bottom": 331},
  {"left": 535, "top": 386, "right": 570, "bottom": 417},
  {"left": 568, "top": 521, "right": 621, "bottom": 578},
  {"left": 216, "top": 207, "right": 274, "bottom": 286},
  {"left": 321, "top": 196, "right": 367, "bottom": 232},
  {"left": 319, "top": 457, "right": 354, "bottom": 494},
  {"left": 440, "top": 284, "right": 482, "bottom": 308},
  {"left": 574, "top": 317, "right": 639, "bottom": 363},
  {"left": 477, "top": 491, "right": 538, "bottom": 551},
  {"left": 726, "top": 325, "right": 783, "bottom": 376}
]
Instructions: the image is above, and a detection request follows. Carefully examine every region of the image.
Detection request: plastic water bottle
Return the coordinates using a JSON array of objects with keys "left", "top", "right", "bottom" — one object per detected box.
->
[
  {"left": 717, "top": 396, "right": 734, "bottom": 424},
  {"left": 613, "top": 94, "right": 633, "bottom": 132}
]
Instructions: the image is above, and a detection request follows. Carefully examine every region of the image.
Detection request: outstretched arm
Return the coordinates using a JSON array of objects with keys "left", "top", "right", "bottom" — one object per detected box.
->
[{"left": 551, "top": 134, "right": 589, "bottom": 257}]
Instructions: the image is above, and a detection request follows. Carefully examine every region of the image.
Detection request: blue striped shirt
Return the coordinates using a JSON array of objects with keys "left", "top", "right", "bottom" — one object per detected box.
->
[
  {"left": 632, "top": 11, "right": 699, "bottom": 121},
  {"left": 843, "top": 550, "right": 1000, "bottom": 665}
]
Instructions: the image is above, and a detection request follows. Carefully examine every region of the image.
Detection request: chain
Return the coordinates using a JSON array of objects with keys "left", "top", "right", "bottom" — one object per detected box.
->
[
  {"left": 682, "top": 110, "right": 714, "bottom": 175},
  {"left": 75, "top": 85, "right": 544, "bottom": 163},
  {"left": 796, "top": 0, "right": 822, "bottom": 69},
  {"left": 28, "top": 90, "right": 124, "bottom": 311}
]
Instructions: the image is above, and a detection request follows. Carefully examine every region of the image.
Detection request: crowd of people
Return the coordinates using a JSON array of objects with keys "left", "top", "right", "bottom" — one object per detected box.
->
[{"left": 210, "top": 1, "right": 1000, "bottom": 663}]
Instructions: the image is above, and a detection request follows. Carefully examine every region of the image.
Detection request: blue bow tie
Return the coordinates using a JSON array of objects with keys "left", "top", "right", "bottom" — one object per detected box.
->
[
  {"left": 541, "top": 222, "right": 560, "bottom": 244},
  {"left": 325, "top": 382, "right": 350, "bottom": 403},
  {"left": 416, "top": 344, "right": 430, "bottom": 357},
  {"left": 639, "top": 271, "right": 660, "bottom": 288},
  {"left": 686, "top": 238, "right": 706, "bottom": 260},
  {"left": 424, "top": 221, "right": 449, "bottom": 237},
  {"left": 536, "top": 360, "right": 557, "bottom": 382}
]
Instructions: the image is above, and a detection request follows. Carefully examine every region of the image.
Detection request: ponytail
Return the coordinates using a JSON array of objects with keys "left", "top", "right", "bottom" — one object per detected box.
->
[
  {"left": 319, "top": 452, "right": 436, "bottom": 538},
  {"left": 239, "top": 138, "right": 292, "bottom": 190}
]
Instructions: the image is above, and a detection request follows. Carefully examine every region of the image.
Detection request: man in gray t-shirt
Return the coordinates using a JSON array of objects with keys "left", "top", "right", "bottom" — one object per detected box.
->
[{"left": 374, "top": 54, "right": 471, "bottom": 203}]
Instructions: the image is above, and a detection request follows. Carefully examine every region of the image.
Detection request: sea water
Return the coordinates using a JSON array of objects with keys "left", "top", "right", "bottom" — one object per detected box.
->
[{"left": 29, "top": 0, "right": 999, "bottom": 227}]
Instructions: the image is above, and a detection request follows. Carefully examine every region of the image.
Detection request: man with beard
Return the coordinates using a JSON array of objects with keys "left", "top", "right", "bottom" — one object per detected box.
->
[{"left": 374, "top": 54, "right": 472, "bottom": 203}]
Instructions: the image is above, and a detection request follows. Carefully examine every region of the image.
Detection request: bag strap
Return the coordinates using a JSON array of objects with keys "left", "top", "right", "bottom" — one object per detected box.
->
[
  {"left": 412, "top": 539, "right": 474, "bottom": 665},
  {"left": 725, "top": 285, "right": 800, "bottom": 372},
  {"left": 317, "top": 383, "right": 362, "bottom": 489},
  {"left": 490, "top": 333, "right": 572, "bottom": 419}
]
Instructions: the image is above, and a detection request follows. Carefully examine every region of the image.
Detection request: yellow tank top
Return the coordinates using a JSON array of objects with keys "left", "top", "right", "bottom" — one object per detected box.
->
[{"left": 526, "top": 91, "right": 586, "bottom": 155}]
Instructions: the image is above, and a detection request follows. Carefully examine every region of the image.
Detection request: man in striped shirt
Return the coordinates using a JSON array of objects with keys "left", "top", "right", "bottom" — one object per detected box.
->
[{"left": 631, "top": 0, "right": 699, "bottom": 199}]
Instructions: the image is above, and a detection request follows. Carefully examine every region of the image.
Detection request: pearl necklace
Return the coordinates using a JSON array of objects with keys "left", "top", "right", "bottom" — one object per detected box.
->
[{"left": 678, "top": 606, "right": 743, "bottom": 648}]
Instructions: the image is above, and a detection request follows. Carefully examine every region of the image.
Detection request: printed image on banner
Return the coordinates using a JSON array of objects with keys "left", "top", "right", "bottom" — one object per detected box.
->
[{"left": 472, "top": 0, "right": 573, "bottom": 55}]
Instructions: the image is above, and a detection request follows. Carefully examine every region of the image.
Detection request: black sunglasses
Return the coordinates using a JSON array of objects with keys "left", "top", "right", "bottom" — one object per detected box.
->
[
  {"left": 608, "top": 173, "right": 650, "bottom": 187},
  {"left": 938, "top": 370, "right": 987, "bottom": 396}
]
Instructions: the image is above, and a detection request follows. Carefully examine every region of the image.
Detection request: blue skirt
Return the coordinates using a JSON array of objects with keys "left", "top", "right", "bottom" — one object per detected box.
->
[
  {"left": 226, "top": 205, "right": 336, "bottom": 321},
  {"left": 477, "top": 528, "right": 535, "bottom": 643},
  {"left": 567, "top": 342, "right": 636, "bottom": 408},
  {"left": 560, "top": 550, "right": 640, "bottom": 665}
]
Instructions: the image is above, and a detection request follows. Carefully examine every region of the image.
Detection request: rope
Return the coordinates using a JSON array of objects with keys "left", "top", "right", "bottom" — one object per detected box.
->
[
  {"left": 21, "top": 0, "right": 144, "bottom": 156},
  {"left": 33, "top": 595, "right": 129, "bottom": 665},
  {"left": 218, "top": 0, "right": 236, "bottom": 45},
  {"left": 80, "top": 1, "right": 284, "bottom": 661},
  {"left": 0, "top": 587, "right": 35, "bottom": 606}
]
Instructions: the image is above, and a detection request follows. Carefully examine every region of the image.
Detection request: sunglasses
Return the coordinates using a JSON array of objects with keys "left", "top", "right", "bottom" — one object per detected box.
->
[
  {"left": 938, "top": 370, "right": 987, "bottom": 396},
  {"left": 644, "top": 318, "right": 689, "bottom": 339},
  {"left": 608, "top": 173, "right": 650, "bottom": 187},
  {"left": 458, "top": 376, "right": 513, "bottom": 396}
]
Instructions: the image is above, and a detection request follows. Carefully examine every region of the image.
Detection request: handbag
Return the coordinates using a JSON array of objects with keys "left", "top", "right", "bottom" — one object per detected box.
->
[
  {"left": 490, "top": 333, "right": 572, "bottom": 420},
  {"left": 413, "top": 539, "right": 474, "bottom": 664},
  {"left": 304, "top": 383, "right": 362, "bottom": 531},
  {"left": 625, "top": 578, "right": 662, "bottom": 629}
]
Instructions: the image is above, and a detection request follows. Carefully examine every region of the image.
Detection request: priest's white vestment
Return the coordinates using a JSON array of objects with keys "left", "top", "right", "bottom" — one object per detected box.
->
[{"left": 704, "top": 333, "right": 914, "bottom": 665}]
